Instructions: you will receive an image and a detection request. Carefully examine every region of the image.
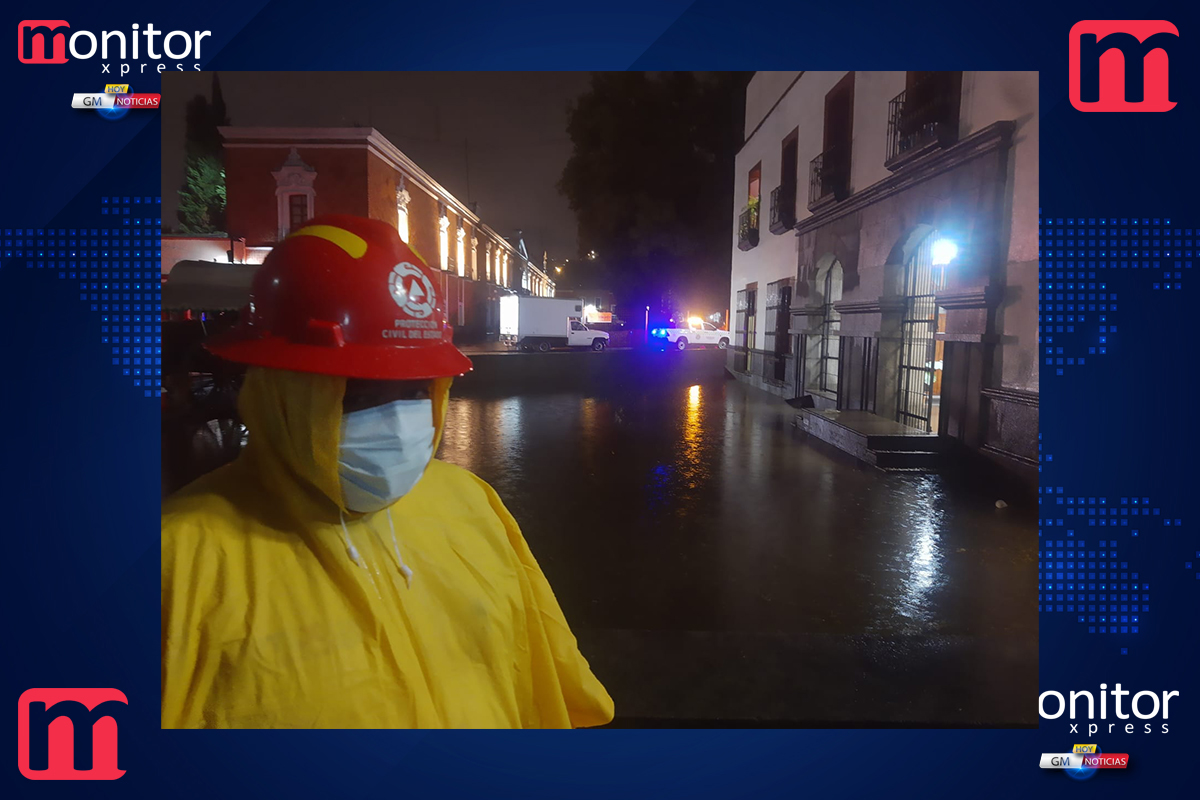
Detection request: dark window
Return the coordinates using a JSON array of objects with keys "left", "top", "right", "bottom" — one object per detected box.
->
[
  {"left": 765, "top": 278, "right": 793, "bottom": 383},
  {"left": 770, "top": 130, "right": 799, "bottom": 233},
  {"left": 734, "top": 289, "right": 750, "bottom": 373},
  {"left": 887, "top": 72, "right": 962, "bottom": 167},
  {"left": 740, "top": 163, "right": 763, "bottom": 249},
  {"left": 781, "top": 129, "right": 799, "bottom": 190},
  {"left": 288, "top": 194, "right": 308, "bottom": 232},
  {"left": 810, "top": 73, "right": 854, "bottom": 207},
  {"left": 822, "top": 73, "right": 854, "bottom": 176}
]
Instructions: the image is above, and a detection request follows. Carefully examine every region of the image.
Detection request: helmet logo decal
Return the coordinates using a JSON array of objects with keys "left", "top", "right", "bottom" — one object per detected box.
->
[{"left": 388, "top": 262, "right": 437, "bottom": 319}]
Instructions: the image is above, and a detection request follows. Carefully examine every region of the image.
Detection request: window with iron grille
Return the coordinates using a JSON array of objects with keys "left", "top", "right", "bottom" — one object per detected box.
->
[
  {"left": 766, "top": 278, "right": 793, "bottom": 383},
  {"left": 886, "top": 72, "right": 962, "bottom": 168},
  {"left": 818, "top": 264, "right": 843, "bottom": 393},
  {"left": 734, "top": 289, "right": 749, "bottom": 372}
]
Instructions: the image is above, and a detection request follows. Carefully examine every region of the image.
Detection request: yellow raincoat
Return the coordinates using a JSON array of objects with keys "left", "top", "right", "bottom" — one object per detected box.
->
[{"left": 162, "top": 367, "right": 614, "bottom": 728}]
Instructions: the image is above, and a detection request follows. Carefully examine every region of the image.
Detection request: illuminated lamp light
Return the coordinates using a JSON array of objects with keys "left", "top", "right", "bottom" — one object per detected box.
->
[{"left": 931, "top": 238, "right": 958, "bottom": 267}]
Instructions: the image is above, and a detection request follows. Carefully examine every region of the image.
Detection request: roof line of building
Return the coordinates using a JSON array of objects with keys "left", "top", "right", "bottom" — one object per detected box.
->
[
  {"left": 218, "top": 126, "right": 549, "bottom": 278},
  {"left": 738, "top": 72, "right": 806, "bottom": 154},
  {"left": 220, "top": 127, "right": 482, "bottom": 225}
]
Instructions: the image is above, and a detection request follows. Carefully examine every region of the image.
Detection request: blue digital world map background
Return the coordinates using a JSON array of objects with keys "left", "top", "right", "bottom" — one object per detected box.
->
[{"left": 3, "top": 1, "right": 1198, "bottom": 797}]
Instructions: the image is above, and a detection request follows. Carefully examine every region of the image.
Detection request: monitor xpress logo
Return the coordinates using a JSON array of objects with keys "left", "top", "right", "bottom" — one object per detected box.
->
[
  {"left": 17, "top": 689, "right": 128, "bottom": 780},
  {"left": 1069, "top": 20, "right": 1178, "bottom": 112},
  {"left": 18, "top": 20, "right": 209, "bottom": 74}
]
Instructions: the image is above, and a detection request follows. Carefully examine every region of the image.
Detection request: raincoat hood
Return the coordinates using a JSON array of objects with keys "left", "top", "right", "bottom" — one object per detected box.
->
[
  {"left": 163, "top": 367, "right": 614, "bottom": 729},
  {"left": 236, "top": 367, "right": 453, "bottom": 521}
]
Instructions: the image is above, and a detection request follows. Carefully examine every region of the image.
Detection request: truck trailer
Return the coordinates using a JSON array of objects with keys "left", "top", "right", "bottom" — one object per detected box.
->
[{"left": 499, "top": 296, "right": 611, "bottom": 352}]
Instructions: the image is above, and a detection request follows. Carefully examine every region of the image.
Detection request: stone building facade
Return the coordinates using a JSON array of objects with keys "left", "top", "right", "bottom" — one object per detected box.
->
[{"left": 730, "top": 71, "right": 1039, "bottom": 479}]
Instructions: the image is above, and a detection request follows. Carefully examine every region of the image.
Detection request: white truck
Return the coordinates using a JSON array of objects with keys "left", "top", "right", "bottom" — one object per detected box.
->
[
  {"left": 650, "top": 318, "right": 731, "bottom": 350},
  {"left": 499, "top": 295, "right": 611, "bottom": 352}
]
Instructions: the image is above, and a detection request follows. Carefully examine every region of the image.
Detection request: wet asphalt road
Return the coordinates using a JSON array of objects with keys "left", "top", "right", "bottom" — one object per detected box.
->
[{"left": 439, "top": 366, "right": 1038, "bottom": 726}]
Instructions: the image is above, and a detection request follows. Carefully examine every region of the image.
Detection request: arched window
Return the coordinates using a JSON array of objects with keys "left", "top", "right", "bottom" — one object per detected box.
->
[{"left": 818, "top": 262, "right": 844, "bottom": 393}]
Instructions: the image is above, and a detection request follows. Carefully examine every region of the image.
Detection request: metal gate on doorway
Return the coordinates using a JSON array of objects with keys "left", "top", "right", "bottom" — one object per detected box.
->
[{"left": 897, "top": 233, "right": 946, "bottom": 432}]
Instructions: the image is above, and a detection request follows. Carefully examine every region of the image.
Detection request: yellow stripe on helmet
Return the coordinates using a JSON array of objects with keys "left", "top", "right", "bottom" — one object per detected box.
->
[{"left": 289, "top": 225, "right": 368, "bottom": 258}]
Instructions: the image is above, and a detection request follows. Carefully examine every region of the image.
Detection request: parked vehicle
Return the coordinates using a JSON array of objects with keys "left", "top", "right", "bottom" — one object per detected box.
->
[
  {"left": 499, "top": 295, "right": 611, "bottom": 352},
  {"left": 650, "top": 318, "right": 731, "bottom": 350}
]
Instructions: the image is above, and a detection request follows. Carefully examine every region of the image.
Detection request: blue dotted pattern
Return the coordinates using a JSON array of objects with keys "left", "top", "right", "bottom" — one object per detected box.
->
[
  {"left": 1038, "top": 492, "right": 1156, "bottom": 635},
  {"left": 2, "top": 196, "right": 161, "bottom": 398},
  {"left": 1039, "top": 212, "right": 1200, "bottom": 656},
  {"left": 1039, "top": 211, "right": 1194, "bottom": 375}
]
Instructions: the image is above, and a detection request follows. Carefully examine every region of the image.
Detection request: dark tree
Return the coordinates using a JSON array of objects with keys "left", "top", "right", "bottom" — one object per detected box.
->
[
  {"left": 559, "top": 72, "right": 750, "bottom": 314},
  {"left": 178, "top": 73, "right": 230, "bottom": 233}
]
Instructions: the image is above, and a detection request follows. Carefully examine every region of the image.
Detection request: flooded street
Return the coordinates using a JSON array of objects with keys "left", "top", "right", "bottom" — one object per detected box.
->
[{"left": 440, "top": 376, "right": 1038, "bottom": 726}]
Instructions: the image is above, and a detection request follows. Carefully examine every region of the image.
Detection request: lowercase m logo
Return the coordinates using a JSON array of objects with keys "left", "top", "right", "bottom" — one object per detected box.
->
[
  {"left": 17, "top": 689, "right": 128, "bottom": 780},
  {"left": 17, "top": 20, "right": 70, "bottom": 64},
  {"left": 1069, "top": 20, "right": 1178, "bottom": 112}
]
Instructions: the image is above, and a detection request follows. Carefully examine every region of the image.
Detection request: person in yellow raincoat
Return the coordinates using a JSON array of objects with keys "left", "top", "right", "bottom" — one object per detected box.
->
[{"left": 161, "top": 215, "right": 614, "bottom": 728}]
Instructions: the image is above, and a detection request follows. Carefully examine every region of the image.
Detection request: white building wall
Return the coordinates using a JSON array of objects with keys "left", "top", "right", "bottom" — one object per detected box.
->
[
  {"left": 732, "top": 70, "right": 1039, "bottom": 376},
  {"left": 743, "top": 71, "right": 802, "bottom": 136},
  {"left": 733, "top": 71, "right": 846, "bottom": 352}
]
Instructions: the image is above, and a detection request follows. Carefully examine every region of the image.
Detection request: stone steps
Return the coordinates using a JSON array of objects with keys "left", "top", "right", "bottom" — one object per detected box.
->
[{"left": 794, "top": 408, "right": 942, "bottom": 471}]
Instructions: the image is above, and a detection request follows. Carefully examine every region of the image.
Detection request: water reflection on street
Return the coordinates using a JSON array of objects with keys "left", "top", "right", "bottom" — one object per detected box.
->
[
  {"left": 441, "top": 379, "right": 1034, "bottom": 637},
  {"left": 439, "top": 378, "right": 1038, "bottom": 723}
]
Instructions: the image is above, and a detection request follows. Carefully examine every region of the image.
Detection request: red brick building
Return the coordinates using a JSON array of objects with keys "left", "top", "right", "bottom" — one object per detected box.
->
[{"left": 175, "top": 126, "right": 555, "bottom": 342}]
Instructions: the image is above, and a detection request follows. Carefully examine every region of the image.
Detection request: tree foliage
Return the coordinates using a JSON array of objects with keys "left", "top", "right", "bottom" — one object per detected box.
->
[
  {"left": 177, "top": 74, "right": 230, "bottom": 234},
  {"left": 559, "top": 72, "right": 750, "bottom": 313},
  {"left": 178, "top": 155, "right": 227, "bottom": 234}
]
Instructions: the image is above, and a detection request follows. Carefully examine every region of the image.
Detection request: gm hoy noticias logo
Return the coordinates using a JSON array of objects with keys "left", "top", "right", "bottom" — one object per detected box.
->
[
  {"left": 1069, "top": 20, "right": 1179, "bottom": 112},
  {"left": 1040, "top": 745, "right": 1129, "bottom": 781},
  {"left": 17, "top": 688, "right": 128, "bottom": 780},
  {"left": 17, "top": 20, "right": 210, "bottom": 75}
]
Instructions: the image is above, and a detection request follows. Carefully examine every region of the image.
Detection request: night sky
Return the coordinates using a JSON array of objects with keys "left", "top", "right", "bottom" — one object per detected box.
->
[{"left": 160, "top": 71, "right": 593, "bottom": 263}]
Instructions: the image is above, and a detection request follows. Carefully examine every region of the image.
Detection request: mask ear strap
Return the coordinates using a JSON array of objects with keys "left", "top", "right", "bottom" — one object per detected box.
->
[{"left": 386, "top": 509, "right": 415, "bottom": 589}]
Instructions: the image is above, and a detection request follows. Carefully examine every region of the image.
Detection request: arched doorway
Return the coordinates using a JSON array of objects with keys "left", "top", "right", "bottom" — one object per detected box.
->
[{"left": 897, "top": 231, "right": 947, "bottom": 432}]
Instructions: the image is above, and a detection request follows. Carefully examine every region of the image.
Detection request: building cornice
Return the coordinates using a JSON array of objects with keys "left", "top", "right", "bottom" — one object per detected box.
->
[
  {"left": 793, "top": 120, "right": 1016, "bottom": 236},
  {"left": 936, "top": 285, "right": 1004, "bottom": 310},
  {"left": 981, "top": 386, "right": 1040, "bottom": 408},
  {"left": 219, "top": 126, "right": 552, "bottom": 282},
  {"left": 220, "top": 126, "right": 483, "bottom": 226},
  {"left": 834, "top": 297, "right": 906, "bottom": 315}
]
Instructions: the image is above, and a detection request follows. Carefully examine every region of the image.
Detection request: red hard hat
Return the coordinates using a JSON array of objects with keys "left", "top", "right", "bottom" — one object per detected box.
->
[{"left": 205, "top": 214, "right": 473, "bottom": 380}]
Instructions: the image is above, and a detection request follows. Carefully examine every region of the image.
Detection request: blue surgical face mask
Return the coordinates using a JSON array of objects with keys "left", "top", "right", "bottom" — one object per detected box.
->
[{"left": 338, "top": 399, "right": 436, "bottom": 513}]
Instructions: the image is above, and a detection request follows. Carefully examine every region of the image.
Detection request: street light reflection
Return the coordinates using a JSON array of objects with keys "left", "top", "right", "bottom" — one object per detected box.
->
[
  {"left": 895, "top": 476, "right": 945, "bottom": 629},
  {"left": 680, "top": 385, "right": 703, "bottom": 492}
]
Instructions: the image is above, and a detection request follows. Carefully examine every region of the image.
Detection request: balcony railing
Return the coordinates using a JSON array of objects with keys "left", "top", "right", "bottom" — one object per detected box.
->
[
  {"left": 808, "top": 147, "right": 849, "bottom": 211},
  {"left": 769, "top": 185, "right": 796, "bottom": 234},
  {"left": 738, "top": 204, "right": 760, "bottom": 251},
  {"left": 885, "top": 75, "right": 960, "bottom": 170}
]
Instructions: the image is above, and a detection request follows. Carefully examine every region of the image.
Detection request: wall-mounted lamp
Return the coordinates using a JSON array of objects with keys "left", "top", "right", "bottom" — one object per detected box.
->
[{"left": 931, "top": 238, "right": 958, "bottom": 267}]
